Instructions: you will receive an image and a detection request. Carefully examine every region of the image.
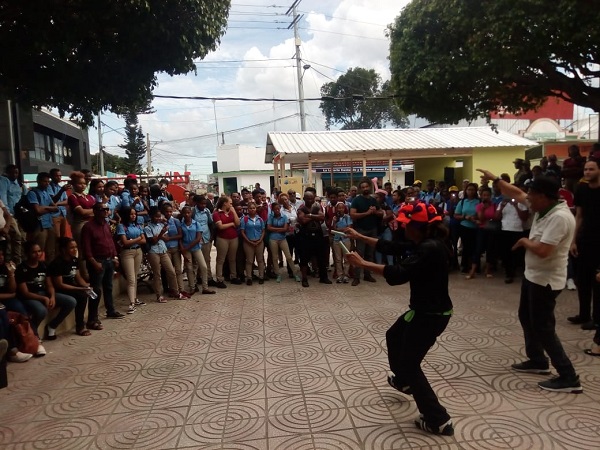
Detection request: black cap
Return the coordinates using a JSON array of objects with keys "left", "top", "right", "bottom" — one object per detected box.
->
[{"left": 528, "top": 176, "right": 560, "bottom": 200}]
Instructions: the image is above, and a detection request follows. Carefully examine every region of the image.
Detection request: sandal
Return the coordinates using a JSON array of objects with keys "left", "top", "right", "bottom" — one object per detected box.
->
[
  {"left": 86, "top": 321, "right": 104, "bottom": 330},
  {"left": 76, "top": 328, "right": 92, "bottom": 336}
]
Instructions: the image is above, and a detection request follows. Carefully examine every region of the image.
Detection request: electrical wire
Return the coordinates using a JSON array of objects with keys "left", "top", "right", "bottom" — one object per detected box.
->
[{"left": 153, "top": 94, "right": 399, "bottom": 102}]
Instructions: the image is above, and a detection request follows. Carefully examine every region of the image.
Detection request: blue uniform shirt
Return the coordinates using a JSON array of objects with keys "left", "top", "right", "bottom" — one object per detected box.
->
[
  {"left": 333, "top": 214, "right": 353, "bottom": 242},
  {"left": 27, "top": 188, "right": 54, "bottom": 229},
  {"left": 194, "top": 207, "right": 213, "bottom": 243},
  {"left": 165, "top": 217, "right": 181, "bottom": 249},
  {"left": 267, "top": 214, "right": 288, "bottom": 241},
  {"left": 120, "top": 189, "right": 133, "bottom": 208},
  {"left": 0, "top": 176, "right": 24, "bottom": 215},
  {"left": 144, "top": 222, "right": 168, "bottom": 254},
  {"left": 116, "top": 223, "right": 143, "bottom": 248},
  {"left": 180, "top": 219, "right": 201, "bottom": 251},
  {"left": 240, "top": 215, "right": 264, "bottom": 241},
  {"left": 107, "top": 195, "right": 121, "bottom": 221},
  {"left": 48, "top": 182, "right": 67, "bottom": 218}
]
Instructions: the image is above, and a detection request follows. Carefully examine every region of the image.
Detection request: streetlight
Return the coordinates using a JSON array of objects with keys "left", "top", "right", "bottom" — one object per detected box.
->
[{"left": 96, "top": 110, "right": 135, "bottom": 176}]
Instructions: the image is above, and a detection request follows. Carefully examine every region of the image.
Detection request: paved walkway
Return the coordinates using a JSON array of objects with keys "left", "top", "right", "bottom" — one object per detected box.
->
[{"left": 1, "top": 272, "right": 600, "bottom": 449}]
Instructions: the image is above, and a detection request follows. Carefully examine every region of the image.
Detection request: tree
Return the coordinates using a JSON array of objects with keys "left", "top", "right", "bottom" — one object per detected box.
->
[
  {"left": 388, "top": 0, "right": 600, "bottom": 124},
  {"left": 0, "top": 1, "right": 230, "bottom": 126},
  {"left": 91, "top": 150, "right": 129, "bottom": 175},
  {"left": 319, "top": 67, "right": 408, "bottom": 130},
  {"left": 118, "top": 111, "right": 146, "bottom": 175}
]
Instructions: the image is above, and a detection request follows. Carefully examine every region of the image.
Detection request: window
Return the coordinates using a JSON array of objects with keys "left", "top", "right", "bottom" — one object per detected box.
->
[
  {"left": 32, "top": 132, "right": 48, "bottom": 161},
  {"left": 54, "top": 138, "right": 64, "bottom": 164}
]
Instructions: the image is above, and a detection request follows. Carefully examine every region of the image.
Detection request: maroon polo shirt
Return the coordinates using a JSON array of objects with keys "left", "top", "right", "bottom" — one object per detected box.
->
[{"left": 81, "top": 218, "right": 117, "bottom": 259}]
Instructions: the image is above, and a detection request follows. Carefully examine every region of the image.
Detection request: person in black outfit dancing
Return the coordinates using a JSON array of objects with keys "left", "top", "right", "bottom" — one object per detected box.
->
[{"left": 345, "top": 202, "right": 454, "bottom": 436}]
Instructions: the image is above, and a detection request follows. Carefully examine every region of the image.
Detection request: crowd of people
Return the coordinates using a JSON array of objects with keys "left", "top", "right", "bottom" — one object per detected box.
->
[{"left": 0, "top": 144, "right": 599, "bottom": 435}]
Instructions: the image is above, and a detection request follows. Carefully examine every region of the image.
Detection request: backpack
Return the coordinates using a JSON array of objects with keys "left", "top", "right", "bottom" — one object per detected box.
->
[{"left": 14, "top": 191, "right": 42, "bottom": 233}]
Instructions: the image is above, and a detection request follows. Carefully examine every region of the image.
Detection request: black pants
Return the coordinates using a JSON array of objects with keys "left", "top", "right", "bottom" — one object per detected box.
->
[
  {"left": 386, "top": 311, "right": 451, "bottom": 427},
  {"left": 297, "top": 233, "right": 328, "bottom": 280},
  {"left": 518, "top": 279, "right": 576, "bottom": 378},
  {"left": 574, "top": 241, "right": 600, "bottom": 322},
  {"left": 500, "top": 230, "right": 525, "bottom": 278},
  {"left": 459, "top": 226, "right": 478, "bottom": 272}
]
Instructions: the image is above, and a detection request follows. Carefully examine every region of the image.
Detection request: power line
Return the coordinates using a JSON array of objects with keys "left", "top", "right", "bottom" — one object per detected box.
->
[{"left": 153, "top": 94, "right": 400, "bottom": 102}]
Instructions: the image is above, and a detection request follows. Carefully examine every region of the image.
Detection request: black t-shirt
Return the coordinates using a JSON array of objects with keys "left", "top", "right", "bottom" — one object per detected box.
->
[
  {"left": 574, "top": 183, "right": 600, "bottom": 244},
  {"left": 47, "top": 257, "right": 79, "bottom": 286},
  {"left": 298, "top": 205, "right": 323, "bottom": 236},
  {"left": 350, "top": 195, "right": 380, "bottom": 230},
  {"left": 15, "top": 262, "right": 47, "bottom": 293},
  {"left": 0, "top": 265, "right": 10, "bottom": 294}
]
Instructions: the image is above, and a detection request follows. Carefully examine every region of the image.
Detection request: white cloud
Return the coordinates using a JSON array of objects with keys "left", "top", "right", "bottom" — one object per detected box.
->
[{"left": 99, "top": 0, "right": 410, "bottom": 178}]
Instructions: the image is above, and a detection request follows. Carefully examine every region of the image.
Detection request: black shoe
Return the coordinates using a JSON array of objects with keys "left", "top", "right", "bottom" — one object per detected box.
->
[
  {"left": 230, "top": 278, "right": 243, "bottom": 285},
  {"left": 581, "top": 320, "right": 596, "bottom": 330},
  {"left": 301, "top": 279, "right": 309, "bottom": 288},
  {"left": 387, "top": 374, "right": 412, "bottom": 395},
  {"left": 44, "top": 325, "right": 57, "bottom": 341},
  {"left": 504, "top": 277, "right": 514, "bottom": 284},
  {"left": 258, "top": 278, "right": 264, "bottom": 285},
  {"left": 246, "top": 279, "right": 252, "bottom": 286},
  {"left": 106, "top": 311, "right": 125, "bottom": 319},
  {"left": 351, "top": 278, "right": 360, "bottom": 286},
  {"left": 567, "top": 315, "right": 590, "bottom": 324},
  {"left": 511, "top": 360, "right": 550, "bottom": 374},
  {"left": 288, "top": 273, "right": 295, "bottom": 279},
  {"left": 538, "top": 375, "right": 583, "bottom": 394},
  {"left": 207, "top": 279, "right": 218, "bottom": 287},
  {"left": 414, "top": 415, "right": 454, "bottom": 436},
  {"left": 319, "top": 278, "right": 332, "bottom": 284},
  {"left": 363, "top": 275, "right": 376, "bottom": 282},
  {"left": 215, "top": 281, "right": 227, "bottom": 289}
]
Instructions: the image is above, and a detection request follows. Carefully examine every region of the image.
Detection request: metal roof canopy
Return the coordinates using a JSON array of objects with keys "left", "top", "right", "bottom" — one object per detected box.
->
[{"left": 265, "top": 127, "right": 538, "bottom": 164}]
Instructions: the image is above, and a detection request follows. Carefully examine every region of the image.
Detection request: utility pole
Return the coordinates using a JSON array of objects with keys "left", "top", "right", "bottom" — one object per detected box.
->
[
  {"left": 146, "top": 132, "right": 151, "bottom": 175},
  {"left": 97, "top": 110, "right": 104, "bottom": 176},
  {"left": 287, "top": 0, "right": 306, "bottom": 131}
]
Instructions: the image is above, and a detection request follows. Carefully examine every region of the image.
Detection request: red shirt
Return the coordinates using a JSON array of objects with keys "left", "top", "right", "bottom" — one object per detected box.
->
[
  {"left": 81, "top": 219, "right": 117, "bottom": 259},
  {"left": 68, "top": 193, "right": 96, "bottom": 222},
  {"left": 213, "top": 209, "right": 238, "bottom": 240}
]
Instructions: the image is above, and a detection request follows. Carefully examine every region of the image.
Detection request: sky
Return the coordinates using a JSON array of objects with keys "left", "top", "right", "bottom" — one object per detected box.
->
[{"left": 92, "top": 0, "right": 411, "bottom": 179}]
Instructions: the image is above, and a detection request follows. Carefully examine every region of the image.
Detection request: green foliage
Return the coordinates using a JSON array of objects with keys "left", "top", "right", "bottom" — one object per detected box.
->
[
  {"left": 388, "top": 0, "right": 600, "bottom": 124},
  {"left": 91, "top": 150, "right": 129, "bottom": 175},
  {"left": 319, "top": 67, "right": 408, "bottom": 130},
  {"left": 0, "top": 0, "right": 230, "bottom": 126},
  {"left": 118, "top": 111, "right": 146, "bottom": 175}
]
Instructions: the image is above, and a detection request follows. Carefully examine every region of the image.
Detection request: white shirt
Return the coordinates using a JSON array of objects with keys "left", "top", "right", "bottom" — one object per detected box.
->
[
  {"left": 0, "top": 200, "right": 6, "bottom": 232},
  {"left": 524, "top": 201, "right": 574, "bottom": 291},
  {"left": 497, "top": 201, "right": 528, "bottom": 232}
]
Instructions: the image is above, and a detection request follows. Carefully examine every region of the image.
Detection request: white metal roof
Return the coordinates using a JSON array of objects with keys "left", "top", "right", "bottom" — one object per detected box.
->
[{"left": 265, "top": 127, "right": 538, "bottom": 164}]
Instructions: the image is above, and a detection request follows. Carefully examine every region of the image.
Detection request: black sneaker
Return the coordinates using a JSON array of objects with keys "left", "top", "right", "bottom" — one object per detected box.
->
[
  {"left": 258, "top": 278, "right": 264, "bottom": 285},
  {"left": 319, "top": 278, "right": 332, "bottom": 284},
  {"left": 246, "top": 278, "right": 252, "bottom": 286},
  {"left": 567, "top": 315, "right": 590, "bottom": 324},
  {"left": 106, "top": 311, "right": 125, "bottom": 319},
  {"left": 230, "top": 278, "right": 243, "bottom": 285},
  {"left": 414, "top": 415, "right": 454, "bottom": 436},
  {"left": 215, "top": 281, "right": 227, "bottom": 289},
  {"left": 538, "top": 375, "right": 583, "bottom": 394},
  {"left": 511, "top": 360, "right": 551, "bottom": 374},
  {"left": 301, "top": 279, "right": 309, "bottom": 288},
  {"left": 207, "top": 279, "right": 218, "bottom": 287},
  {"left": 581, "top": 320, "right": 596, "bottom": 330},
  {"left": 387, "top": 374, "right": 413, "bottom": 395}
]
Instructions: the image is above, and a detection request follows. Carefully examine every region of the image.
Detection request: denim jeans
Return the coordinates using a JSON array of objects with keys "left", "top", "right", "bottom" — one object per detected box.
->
[
  {"left": 87, "top": 258, "right": 115, "bottom": 318},
  {"left": 17, "top": 291, "right": 76, "bottom": 337},
  {"left": 518, "top": 279, "right": 576, "bottom": 377}
]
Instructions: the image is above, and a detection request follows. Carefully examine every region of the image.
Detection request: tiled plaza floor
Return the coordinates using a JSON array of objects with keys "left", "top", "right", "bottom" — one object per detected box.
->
[{"left": 1, "top": 271, "right": 600, "bottom": 449}]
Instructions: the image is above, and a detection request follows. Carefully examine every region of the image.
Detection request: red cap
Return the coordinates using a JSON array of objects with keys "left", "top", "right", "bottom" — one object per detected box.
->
[{"left": 396, "top": 203, "right": 441, "bottom": 224}]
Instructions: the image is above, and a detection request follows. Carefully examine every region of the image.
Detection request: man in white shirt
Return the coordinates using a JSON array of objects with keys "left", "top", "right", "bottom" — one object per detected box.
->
[{"left": 478, "top": 169, "right": 582, "bottom": 394}]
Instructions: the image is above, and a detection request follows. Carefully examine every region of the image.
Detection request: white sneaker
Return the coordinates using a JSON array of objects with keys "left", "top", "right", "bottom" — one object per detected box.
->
[
  {"left": 35, "top": 343, "right": 47, "bottom": 357},
  {"left": 127, "top": 305, "right": 136, "bottom": 314},
  {"left": 8, "top": 350, "right": 33, "bottom": 363},
  {"left": 566, "top": 278, "right": 576, "bottom": 291}
]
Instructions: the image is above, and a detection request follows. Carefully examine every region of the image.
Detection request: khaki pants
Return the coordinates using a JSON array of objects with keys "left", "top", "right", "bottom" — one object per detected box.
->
[
  {"left": 215, "top": 237, "right": 238, "bottom": 281},
  {"left": 120, "top": 248, "right": 143, "bottom": 304},
  {"left": 167, "top": 247, "right": 184, "bottom": 292},
  {"left": 200, "top": 240, "right": 213, "bottom": 281},
  {"left": 71, "top": 220, "right": 89, "bottom": 280},
  {"left": 332, "top": 240, "right": 350, "bottom": 277},
  {"left": 8, "top": 217, "right": 24, "bottom": 264},
  {"left": 147, "top": 252, "right": 177, "bottom": 296},
  {"left": 184, "top": 249, "right": 207, "bottom": 291},
  {"left": 28, "top": 226, "right": 57, "bottom": 262},
  {"left": 52, "top": 216, "right": 67, "bottom": 258},
  {"left": 269, "top": 238, "right": 299, "bottom": 276},
  {"left": 243, "top": 241, "right": 265, "bottom": 280}
]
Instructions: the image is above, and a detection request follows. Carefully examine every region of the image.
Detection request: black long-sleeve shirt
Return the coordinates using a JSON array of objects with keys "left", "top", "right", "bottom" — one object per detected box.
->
[{"left": 377, "top": 238, "right": 453, "bottom": 314}]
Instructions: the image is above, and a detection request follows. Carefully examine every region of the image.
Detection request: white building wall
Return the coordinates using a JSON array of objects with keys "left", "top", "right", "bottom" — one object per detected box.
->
[{"left": 217, "top": 144, "right": 276, "bottom": 172}]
